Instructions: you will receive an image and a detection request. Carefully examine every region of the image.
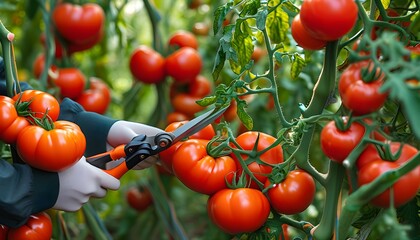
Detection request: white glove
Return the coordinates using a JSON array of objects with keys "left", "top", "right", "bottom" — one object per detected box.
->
[
  {"left": 106, "top": 121, "right": 164, "bottom": 170},
  {"left": 53, "top": 157, "right": 120, "bottom": 212}
]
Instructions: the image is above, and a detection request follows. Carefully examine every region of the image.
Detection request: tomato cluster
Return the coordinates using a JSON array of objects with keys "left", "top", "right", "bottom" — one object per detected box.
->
[
  {"left": 128, "top": 31, "right": 207, "bottom": 121},
  {"left": 33, "top": 2, "right": 112, "bottom": 115},
  {"left": 0, "top": 90, "right": 85, "bottom": 172},
  {"left": 0, "top": 212, "right": 53, "bottom": 240},
  {"left": 159, "top": 124, "right": 312, "bottom": 236},
  {"left": 319, "top": 58, "right": 420, "bottom": 208}
]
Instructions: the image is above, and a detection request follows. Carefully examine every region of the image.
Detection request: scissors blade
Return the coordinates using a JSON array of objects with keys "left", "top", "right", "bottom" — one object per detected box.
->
[{"left": 171, "top": 105, "right": 228, "bottom": 143}]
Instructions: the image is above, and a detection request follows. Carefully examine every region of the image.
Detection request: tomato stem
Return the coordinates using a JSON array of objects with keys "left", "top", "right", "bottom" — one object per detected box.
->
[
  {"left": 312, "top": 162, "right": 345, "bottom": 240},
  {"left": 0, "top": 21, "right": 19, "bottom": 97}
]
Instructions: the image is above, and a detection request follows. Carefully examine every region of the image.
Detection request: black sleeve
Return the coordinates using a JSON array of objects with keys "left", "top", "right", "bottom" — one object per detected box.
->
[
  {"left": 58, "top": 98, "right": 117, "bottom": 157},
  {"left": 0, "top": 160, "right": 59, "bottom": 227}
]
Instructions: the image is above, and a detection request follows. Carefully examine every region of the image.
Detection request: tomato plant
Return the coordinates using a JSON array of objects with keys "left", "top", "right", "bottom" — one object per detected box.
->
[
  {"left": 165, "top": 47, "right": 202, "bottom": 83},
  {"left": 300, "top": 0, "right": 358, "bottom": 41},
  {"left": 207, "top": 188, "right": 270, "bottom": 235},
  {"left": 232, "top": 131, "right": 284, "bottom": 189},
  {"left": 172, "top": 139, "right": 237, "bottom": 195},
  {"left": 338, "top": 61, "right": 388, "bottom": 115},
  {"left": 52, "top": 3, "right": 104, "bottom": 46},
  {"left": 16, "top": 121, "right": 86, "bottom": 172},
  {"left": 54, "top": 68, "right": 87, "bottom": 100},
  {"left": 126, "top": 186, "right": 153, "bottom": 212},
  {"left": 291, "top": 14, "right": 326, "bottom": 51},
  {"left": 265, "top": 170, "right": 316, "bottom": 215},
  {"left": 7, "top": 212, "right": 52, "bottom": 240},
  {"left": 76, "top": 77, "right": 111, "bottom": 114},
  {"left": 129, "top": 45, "right": 166, "bottom": 84},
  {"left": 320, "top": 119, "right": 365, "bottom": 163}
]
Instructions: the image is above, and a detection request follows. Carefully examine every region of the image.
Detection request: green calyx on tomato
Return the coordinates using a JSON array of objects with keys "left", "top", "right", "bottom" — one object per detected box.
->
[
  {"left": 338, "top": 61, "right": 388, "bottom": 115},
  {"left": 320, "top": 118, "right": 365, "bottom": 163},
  {"left": 357, "top": 142, "right": 420, "bottom": 208},
  {"left": 231, "top": 131, "right": 284, "bottom": 189}
]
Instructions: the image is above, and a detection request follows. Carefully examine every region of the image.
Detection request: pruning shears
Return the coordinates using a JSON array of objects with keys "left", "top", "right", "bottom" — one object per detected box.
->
[{"left": 87, "top": 106, "right": 227, "bottom": 179}]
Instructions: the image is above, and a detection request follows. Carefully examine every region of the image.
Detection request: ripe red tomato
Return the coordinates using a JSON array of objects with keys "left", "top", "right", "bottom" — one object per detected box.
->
[
  {"left": 168, "top": 30, "right": 198, "bottom": 50},
  {"left": 76, "top": 77, "right": 111, "bottom": 114},
  {"left": 300, "top": 0, "right": 358, "bottom": 41},
  {"left": 32, "top": 54, "right": 58, "bottom": 80},
  {"left": 54, "top": 68, "right": 87, "bottom": 100},
  {"left": 52, "top": 3, "right": 104, "bottom": 45},
  {"left": 165, "top": 47, "right": 202, "bottom": 83},
  {"left": 338, "top": 61, "right": 388, "bottom": 115},
  {"left": 126, "top": 186, "right": 153, "bottom": 212},
  {"left": 265, "top": 170, "right": 316, "bottom": 215},
  {"left": 320, "top": 119, "right": 365, "bottom": 163},
  {"left": 207, "top": 188, "right": 270, "bottom": 234},
  {"left": 159, "top": 121, "right": 215, "bottom": 172},
  {"left": 0, "top": 225, "right": 8, "bottom": 240},
  {"left": 129, "top": 45, "right": 166, "bottom": 84},
  {"left": 251, "top": 46, "right": 267, "bottom": 63},
  {"left": 171, "top": 93, "right": 205, "bottom": 117},
  {"left": 0, "top": 96, "right": 30, "bottom": 144},
  {"left": 232, "top": 131, "right": 284, "bottom": 189},
  {"left": 358, "top": 156, "right": 420, "bottom": 208},
  {"left": 166, "top": 111, "right": 189, "bottom": 124},
  {"left": 291, "top": 14, "right": 326, "bottom": 50},
  {"left": 7, "top": 212, "right": 52, "bottom": 240},
  {"left": 13, "top": 90, "right": 60, "bottom": 122},
  {"left": 169, "top": 74, "right": 212, "bottom": 99},
  {"left": 16, "top": 121, "right": 86, "bottom": 172},
  {"left": 172, "top": 139, "right": 237, "bottom": 195}
]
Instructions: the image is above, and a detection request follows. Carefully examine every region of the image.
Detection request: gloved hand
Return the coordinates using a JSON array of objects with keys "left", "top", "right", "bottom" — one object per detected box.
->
[
  {"left": 53, "top": 157, "right": 120, "bottom": 212},
  {"left": 106, "top": 120, "right": 164, "bottom": 170}
]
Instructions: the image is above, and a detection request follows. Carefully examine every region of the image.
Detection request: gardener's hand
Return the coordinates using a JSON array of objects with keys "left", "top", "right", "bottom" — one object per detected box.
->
[
  {"left": 106, "top": 120, "right": 164, "bottom": 170},
  {"left": 53, "top": 157, "right": 120, "bottom": 212}
]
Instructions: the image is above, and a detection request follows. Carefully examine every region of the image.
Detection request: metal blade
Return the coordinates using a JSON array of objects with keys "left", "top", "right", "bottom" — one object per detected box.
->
[{"left": 171, "top": 106, "right": 228, "bottom": 143}]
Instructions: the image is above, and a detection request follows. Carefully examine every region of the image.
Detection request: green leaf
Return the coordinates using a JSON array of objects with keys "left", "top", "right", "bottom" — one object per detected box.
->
[
  {"left": 230, "top": 20, "right": 254, "bottom": 74},
  {"left": 282, "top": 1, "right": 300, "bottom": 13},
  {"left": 213, "top": 2, "right": 233, "bottom": 35},
  {"left": 290, "top": 53, "right": 306, "bottom": 80},
  {"left": 196, "top": 95, "right": 217, "bottom": 107},
  {"left": 212, "top": 45, "right": 227, "bottom": 80},
  {"left": 266, "top": 1, "right": 289, "bottom": 44},
  {"left": 239, "top": 0, "right": 260, "bottom": 17},
  {"left": 237, "top": 99, "right": 253, "bottom": 130}
]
